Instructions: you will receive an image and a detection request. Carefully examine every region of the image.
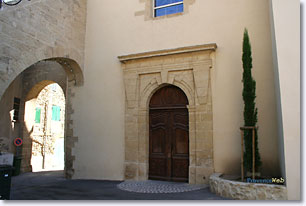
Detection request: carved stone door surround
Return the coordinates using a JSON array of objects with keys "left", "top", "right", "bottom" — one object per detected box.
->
[{"left": 118, "top": 43, "right": 217, "bottom": 184}]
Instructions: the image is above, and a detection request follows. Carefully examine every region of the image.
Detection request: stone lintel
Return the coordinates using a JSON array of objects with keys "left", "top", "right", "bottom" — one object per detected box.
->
[{"left": 118, "top": 44, "right": 217, "bottom": 63}]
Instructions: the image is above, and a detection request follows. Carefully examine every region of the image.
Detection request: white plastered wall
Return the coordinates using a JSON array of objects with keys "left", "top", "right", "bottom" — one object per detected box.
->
[
  {"left": 73, "top": 0, "right": 280, "bottom": 180},
  {"left": 269, "top": 0, "right": 300, "bottom": 200}
]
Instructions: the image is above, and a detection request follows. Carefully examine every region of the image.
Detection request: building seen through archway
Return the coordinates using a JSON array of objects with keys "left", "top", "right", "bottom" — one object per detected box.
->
[{"left": 30, "top": 83, "right": 65, "bottom": 172}]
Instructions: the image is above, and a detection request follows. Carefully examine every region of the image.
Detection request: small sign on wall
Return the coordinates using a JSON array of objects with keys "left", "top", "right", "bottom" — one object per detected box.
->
[{"left": 14, "top": 138, "right": 23, "bottom": 147}]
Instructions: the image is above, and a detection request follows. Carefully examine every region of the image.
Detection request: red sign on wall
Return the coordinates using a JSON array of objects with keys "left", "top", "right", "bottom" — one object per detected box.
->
[{"left": 14, "top": 138, "right": 23, "bottom": 147}]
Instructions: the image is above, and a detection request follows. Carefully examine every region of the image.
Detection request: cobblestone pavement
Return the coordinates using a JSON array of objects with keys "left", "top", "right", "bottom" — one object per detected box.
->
[
  {"left": 9, "top": 171, "right": 230, "bottom": 200},
  {"left": 117, "top": 180, "right": 208, "bottom": 193}
]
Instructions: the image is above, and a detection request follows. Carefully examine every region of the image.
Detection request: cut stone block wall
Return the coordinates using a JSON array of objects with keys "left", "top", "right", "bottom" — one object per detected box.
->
[{"left": 119, "top": 44, "right": 217, "bottom": 184}]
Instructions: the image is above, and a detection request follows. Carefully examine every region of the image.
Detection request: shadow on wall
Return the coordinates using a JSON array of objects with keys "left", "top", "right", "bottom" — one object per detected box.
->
[
  {"left": 0, "top": 57, "right": 84, "bottom": 178},
  {"left": 0, "top": 74, "right": 22, "bottom": 154}
]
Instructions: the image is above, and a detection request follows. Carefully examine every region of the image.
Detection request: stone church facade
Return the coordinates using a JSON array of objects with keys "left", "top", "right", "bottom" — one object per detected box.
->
[{"left": 0, "top": 0, "right": 300, "bottom": 200}]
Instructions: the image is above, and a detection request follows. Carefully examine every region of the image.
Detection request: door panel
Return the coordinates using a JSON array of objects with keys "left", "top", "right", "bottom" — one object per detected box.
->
[
  {"left": 171, "top": 109, "right": 189, "bottom": 182},
  {"left": 149, "top": 109, "right": 189, "bottom": 182},
  {"left": 172, "top": 158, "right": 189, "bottom": 180},
  {"left": 149, "top": 157, "right": 168, "bottom": 179},
  {"left": 173, "top": 127, "right": 189, "bottom": 154},
  {"left": 151, "top": 128, "right": 166, "bottom": 153},
  {"left": 149, "top": 111, "right": 169, "bottom": 180}
]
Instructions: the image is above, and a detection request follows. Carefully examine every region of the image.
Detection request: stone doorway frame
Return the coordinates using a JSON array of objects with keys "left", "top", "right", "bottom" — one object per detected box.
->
[{"left": 118, "top": 44, "right": 217, "bottom": 184}]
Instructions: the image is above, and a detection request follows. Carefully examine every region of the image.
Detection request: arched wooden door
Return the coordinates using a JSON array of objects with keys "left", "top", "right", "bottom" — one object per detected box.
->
[{"left": 149, "top": 85, "right": 189, "bottom": 182}]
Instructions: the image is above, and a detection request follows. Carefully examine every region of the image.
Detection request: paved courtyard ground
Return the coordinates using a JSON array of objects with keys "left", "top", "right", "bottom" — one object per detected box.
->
[{"left": 9, "top": 171, "right": 230, "bottom": 200}]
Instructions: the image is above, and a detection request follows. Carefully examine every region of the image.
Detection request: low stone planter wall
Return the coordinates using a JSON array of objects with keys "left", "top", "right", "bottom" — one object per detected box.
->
[{"left": 209, "top": 173, "right": 287, "bottom": 200}]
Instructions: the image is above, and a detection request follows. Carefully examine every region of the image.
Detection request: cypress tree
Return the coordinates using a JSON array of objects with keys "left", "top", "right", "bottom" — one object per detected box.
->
[{"left": 242, "top": 29, "right": 262, "bottom": 173}]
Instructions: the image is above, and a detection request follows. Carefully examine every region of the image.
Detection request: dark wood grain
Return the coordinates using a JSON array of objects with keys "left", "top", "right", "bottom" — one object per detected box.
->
[
  {"left": 149, "top": 85, "right": 189, "bottom": 108},
  {"left": 149, "top": 86, "right": 189, "bottom": 182}
]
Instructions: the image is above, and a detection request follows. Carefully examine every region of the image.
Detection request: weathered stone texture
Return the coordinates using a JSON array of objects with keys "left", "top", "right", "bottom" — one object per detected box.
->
[
  {"left": 0, "top": 0, "right": 86, "bottom": 179},
  {"left": 0, "top": 0, "right": 87, "bottom": 100},
  {"left": 209, "top": 173, "right": 287, "bottom": 200}
]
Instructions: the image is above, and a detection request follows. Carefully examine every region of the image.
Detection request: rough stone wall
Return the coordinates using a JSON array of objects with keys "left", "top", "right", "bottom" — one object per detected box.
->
[
  {"left": 0, "top": 0, "right": 87, "bottom": 99},
  {"left": 209, "top": 173, "right": 287, "bottom": 200},
  {"left": 119, "top": 44, "right": 216, "bottom": 184},
  {"left": 0, "top": 0, "right": 86, "bottom": 178}
]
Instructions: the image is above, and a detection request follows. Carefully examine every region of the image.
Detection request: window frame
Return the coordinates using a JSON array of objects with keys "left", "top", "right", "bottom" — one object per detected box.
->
[
  {"left": 13, "top": 97, "right": 20, "bottom": 122},
  {"left": 153, "top": 0, "right": 184, "bottom": 18}
]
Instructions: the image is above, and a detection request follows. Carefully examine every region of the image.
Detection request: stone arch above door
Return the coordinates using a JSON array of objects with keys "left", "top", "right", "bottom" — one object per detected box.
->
[{"left": 118, "top": 44, "right": 217, "bottom": 184}]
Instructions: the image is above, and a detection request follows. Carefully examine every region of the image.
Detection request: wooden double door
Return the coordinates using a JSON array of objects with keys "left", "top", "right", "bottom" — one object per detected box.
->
[{"left": 149, "top": 85, "right": 189, "bottom": 182}]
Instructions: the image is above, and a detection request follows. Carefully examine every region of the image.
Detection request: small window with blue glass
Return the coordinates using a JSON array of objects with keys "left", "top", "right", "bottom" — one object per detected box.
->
[{"left": 154, "top": 0, "right": 184, "bottom": 17}]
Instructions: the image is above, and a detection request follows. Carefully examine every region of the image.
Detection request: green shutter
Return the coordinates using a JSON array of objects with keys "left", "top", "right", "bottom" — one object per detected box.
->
[
  {"left": 52, "top": 106, "right": 61, "bottom": 121},
  {"left": 35, "top": 108, "right": 41, "bottom": 123}
]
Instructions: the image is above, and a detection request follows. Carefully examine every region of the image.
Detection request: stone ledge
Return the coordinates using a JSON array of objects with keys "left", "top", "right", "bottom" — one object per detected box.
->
[
  {"left": 118, "top": 44, "right": 217, "bottom": 63},
  {"left": 209, "top": 173, "right": 287, "bottom": 200}
]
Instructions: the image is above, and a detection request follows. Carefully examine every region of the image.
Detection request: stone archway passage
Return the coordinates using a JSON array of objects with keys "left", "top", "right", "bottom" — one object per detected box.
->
[
  {"left": 149, "top": 85, "right": 189, "bottom": 182},
  {"left": 0, "top": 58, "right": 84, "bottom": 179}
]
